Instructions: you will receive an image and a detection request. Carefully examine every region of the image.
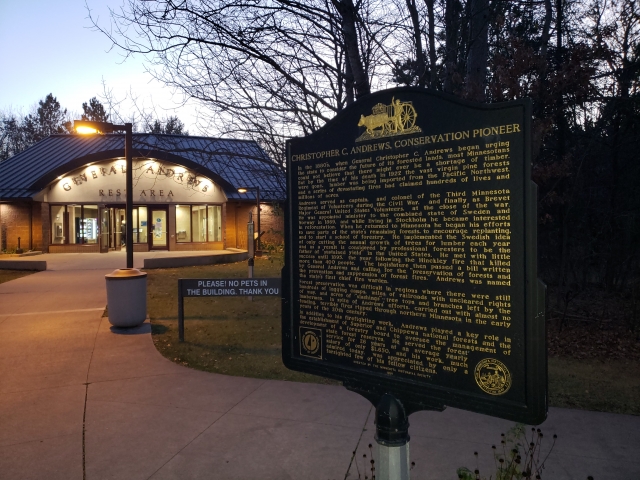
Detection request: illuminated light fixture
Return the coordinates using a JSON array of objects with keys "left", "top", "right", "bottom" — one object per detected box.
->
[
  {"left": 74, "top": 120, "right": 122, "bottom": 134},
  {"left": 237, "top": 186, "right": 261, "bottom": 255},
  {"left": 76, "top": 125, "right": 99, "bottom": 134},
  {"left": 74, "top": 119, "right": 134, "bottom": 268}
]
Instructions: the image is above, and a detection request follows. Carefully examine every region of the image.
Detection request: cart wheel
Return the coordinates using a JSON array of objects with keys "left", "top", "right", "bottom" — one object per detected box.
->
[{"left": 399, "top": 104, "right": 417, "bottom": 129}]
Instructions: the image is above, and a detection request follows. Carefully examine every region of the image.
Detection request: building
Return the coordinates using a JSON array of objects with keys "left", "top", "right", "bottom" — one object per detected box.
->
[{"left": 0, "top": 133, "right": 285, "bottom": 253}]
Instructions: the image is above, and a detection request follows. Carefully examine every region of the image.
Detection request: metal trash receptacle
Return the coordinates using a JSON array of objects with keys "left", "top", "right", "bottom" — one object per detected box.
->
[{"left": 105, "top": 268, "right": 147, "bottom": 327}]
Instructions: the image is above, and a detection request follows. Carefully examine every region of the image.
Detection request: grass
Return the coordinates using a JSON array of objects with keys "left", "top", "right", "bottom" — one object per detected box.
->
[
  {"left": 0, "top": 269, "right": 37, "bottom": 284},
  {"left": 146, "top": 257, "right": 639, "bottom": 414},
  {"left": 145, "top": 256, "right": 338, "bottom": 385},
  {"left": 548, "top": 356, "right": 640, "bottom": 415}
]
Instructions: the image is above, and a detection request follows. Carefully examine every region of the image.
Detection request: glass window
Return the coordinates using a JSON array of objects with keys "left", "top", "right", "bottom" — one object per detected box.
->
[
  {"left": 176, "top": 205, "right": 191, "bottom": 242},
  {"left": 138, "top": 206, "right": 148, "bottom": 243},
  {"left": 208, "top": 205, "right": 222, "bottom": 242},
  {"left": 192, "top": 205, "right": 207, "bottom": 242},
  {"left": 51, "top": 205, "right": 66, "bottom": 244},
  {"left": 132, "top": 208, "right": 139, "bottom": 243},
  {"left": 83, "top": 205, "right": 99, "bottom": 244},
  {"left": 70, "top": 205, "right": 82, "bottom": 244}
]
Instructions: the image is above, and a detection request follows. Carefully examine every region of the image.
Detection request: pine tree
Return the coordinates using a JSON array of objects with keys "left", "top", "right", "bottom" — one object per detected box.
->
[
  {"left": 23, "top": 93, "right": 70, "bottom": 143},
  {"left": 81, "top": 97, "right": 110, "bottom": 123}
]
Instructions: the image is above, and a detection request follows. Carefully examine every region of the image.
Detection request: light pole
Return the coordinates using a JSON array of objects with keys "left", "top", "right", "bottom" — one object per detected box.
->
[
  {"left": 75, "top": 120, "right": 134, "bottom": 268},
  {"left": 238, "top": 186, "right": 261, "bottom": 255}
]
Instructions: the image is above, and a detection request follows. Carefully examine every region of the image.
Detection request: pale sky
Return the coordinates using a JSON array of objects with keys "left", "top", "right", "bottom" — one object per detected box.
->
[{"left": 0, "top": 0, "right": 201, "bottom": 132}]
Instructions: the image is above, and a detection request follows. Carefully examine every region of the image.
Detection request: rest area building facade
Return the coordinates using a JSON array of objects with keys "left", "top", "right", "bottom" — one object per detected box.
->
[{"left": 0, "top": 134, "right": 285, "bottom": 253}]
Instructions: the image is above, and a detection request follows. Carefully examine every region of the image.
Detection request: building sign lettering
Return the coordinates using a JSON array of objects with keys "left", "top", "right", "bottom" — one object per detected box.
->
[{"left": 46, "top": 159, "right": 226, "bottom": 204}]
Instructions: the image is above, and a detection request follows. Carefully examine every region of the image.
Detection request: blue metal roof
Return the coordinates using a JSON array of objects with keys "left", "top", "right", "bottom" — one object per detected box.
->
[{"left": 0, "top": 134, "right": 285, "bottom": 202}]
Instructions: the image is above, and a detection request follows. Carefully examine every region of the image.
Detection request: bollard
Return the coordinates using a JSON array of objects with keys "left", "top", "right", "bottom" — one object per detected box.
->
[{"left": 375, "top": 393, "right": 411, "bottom": 480}]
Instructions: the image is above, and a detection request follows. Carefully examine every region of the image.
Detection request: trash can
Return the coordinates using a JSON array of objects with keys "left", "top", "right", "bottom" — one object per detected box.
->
[{"left": 105, "top": 268, "right": 147, "bottom": 327}]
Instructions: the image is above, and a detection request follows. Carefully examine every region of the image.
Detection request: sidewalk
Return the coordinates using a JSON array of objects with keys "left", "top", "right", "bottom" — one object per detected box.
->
[{"left": 0, "top": 253, "right": 638, "bottom": 479}]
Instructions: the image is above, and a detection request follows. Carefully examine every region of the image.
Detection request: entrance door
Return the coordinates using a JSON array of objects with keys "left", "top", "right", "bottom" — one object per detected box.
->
[
  {"left": 149, "top": 208, "right": 168, "bottom": 250},
  {"left": 99, "top": 208, "right": 110, "bottom": 253},
  {"left": 112, "top": 208, "right": 125, "bottom": 251}
]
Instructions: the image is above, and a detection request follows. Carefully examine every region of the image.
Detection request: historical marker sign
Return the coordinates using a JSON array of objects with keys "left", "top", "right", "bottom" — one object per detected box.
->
[{"left": 282, "top": 88, "right": 546, "bottom": 424}]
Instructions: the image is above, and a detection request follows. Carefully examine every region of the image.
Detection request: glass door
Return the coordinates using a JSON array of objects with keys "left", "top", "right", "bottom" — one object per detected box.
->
[
  {"left": 99, "top": 208, "right": 110, "bottom": 253},
  {"left": 113, "top": 208, "right": 125, "bottom": 251},
  {"left": 149, "top": 208, "right": 168, "bottom": 250}
]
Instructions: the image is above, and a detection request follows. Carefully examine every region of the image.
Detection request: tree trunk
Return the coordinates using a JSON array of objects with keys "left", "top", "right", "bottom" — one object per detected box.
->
[
  {"left": 426, "top": 0, "right": 437, "bottom": 88},
  {"left": 555, "top": 0, "right": 565, "bottom": 159},
  {"left": 464, "top": 0, "right": 490, "bottom": 101},
  {"left": 406, "top": 0, "right": 427, "bottom": 87},
  {"left": 332, "top": 0, "right": 371, "bottom": 99},
  {"left": 344, "top": 55, "right": 355, "bottom": 106},
  {"left": 444, "top": 0, "right": 460, "bottom": 94}
]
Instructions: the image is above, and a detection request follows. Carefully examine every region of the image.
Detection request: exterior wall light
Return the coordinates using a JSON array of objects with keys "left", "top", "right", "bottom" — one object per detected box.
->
[{"left": 237, "top": 186, "right": 261, "bottom": 255}]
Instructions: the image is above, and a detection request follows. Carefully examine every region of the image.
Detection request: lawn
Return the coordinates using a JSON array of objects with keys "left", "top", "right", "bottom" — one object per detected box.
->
[
  {"left": 0, "top": 269, "right": 37, "bottom": 284},
  {"left": 146, "top": 256, "right": 337, "bottom": 385},
  {"left": 548, "top": 356, "right": 640, "bottom": 415},
  {"left": 146, "top": 257, "right": 640, "bottom": 415}
]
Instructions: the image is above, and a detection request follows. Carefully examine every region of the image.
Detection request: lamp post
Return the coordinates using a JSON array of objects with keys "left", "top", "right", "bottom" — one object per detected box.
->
[
  {"left": 237, "top": 186, "right": 261, "bottom": 255},
  {"left": 74, "top": 120, "right": 134, "bottom": 268},
  {"left": 76, "top": 120, "right": 146, "bottom": 328}
]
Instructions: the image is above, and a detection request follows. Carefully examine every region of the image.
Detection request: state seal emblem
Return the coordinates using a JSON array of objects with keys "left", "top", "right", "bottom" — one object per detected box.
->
[
  {"left": 300, "top": 327, "right": 322, "bottom": 359},
  {"left": 474, "top": 358, "right": 512, "bottom": 395}
]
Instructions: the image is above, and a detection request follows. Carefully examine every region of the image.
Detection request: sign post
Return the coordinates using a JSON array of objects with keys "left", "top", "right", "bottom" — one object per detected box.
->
[
  {"left": 248, "top": 213, "right": 255, "bottom": 301},
  {"left": 282, "top": 88, "right": 546, "bottom": 476}
]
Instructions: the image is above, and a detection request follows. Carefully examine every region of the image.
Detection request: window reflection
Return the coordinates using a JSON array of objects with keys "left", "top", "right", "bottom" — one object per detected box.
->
[
  {"left": 208, "top": 205, "right": 222, "bottom": 242},
  {"left": 192, "top": 205, "right": 207, "bottom": 242},
  {"left": 176, "top": 205, "right": 191, "bottom": 242},
  {"left": 51, "top": 205, "right": 65, "bottom": 244}
]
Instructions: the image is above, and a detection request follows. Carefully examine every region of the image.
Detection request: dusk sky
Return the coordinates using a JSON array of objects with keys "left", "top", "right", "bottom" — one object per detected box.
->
[{"left": 0, "top": 0, "right": 199, "bottom": 131}]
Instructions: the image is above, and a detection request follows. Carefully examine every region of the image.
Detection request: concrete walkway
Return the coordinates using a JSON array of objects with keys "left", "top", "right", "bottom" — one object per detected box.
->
[{"left": 0, "top": 253, "right": 638, "bottom": 479}]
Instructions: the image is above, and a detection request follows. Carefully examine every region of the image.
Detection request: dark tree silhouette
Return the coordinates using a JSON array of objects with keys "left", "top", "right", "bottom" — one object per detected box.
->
[
  {"left": 81, "top": 97, "right": 110, "bottom": 123},
  {"left": 23, "top": 93, "right": 71, "bottom": 143},
  {"left": 147, "top": 115, "right": 188, "bottom": 135}
]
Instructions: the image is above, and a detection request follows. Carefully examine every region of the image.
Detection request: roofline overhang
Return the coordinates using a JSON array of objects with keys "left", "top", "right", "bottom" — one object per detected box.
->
[{"left": 29, "top": 148, "right": 237, "bottom": 193}]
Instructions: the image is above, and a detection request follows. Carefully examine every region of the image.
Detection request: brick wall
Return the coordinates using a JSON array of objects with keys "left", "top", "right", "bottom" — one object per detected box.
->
[
  {"left": 258, "top": 203, "right": 284, "bottom": 250},
  {"left": 234, "top": 203, "right": 254, "bottom": 250},
  {"left": 0, "top": 206, "right": 5, "bottom": 251},
  {"left": 49, "top": 244, "right": 100, "bottom": 253},
  {"left": 40, "top": 202, "right": 50, "bottom": 253},
  {"left": 225, "top": 203, "right": 237, "bottom": 248},
  {"left": 0, "top": 203, "right": 34, "bottom": 251}
]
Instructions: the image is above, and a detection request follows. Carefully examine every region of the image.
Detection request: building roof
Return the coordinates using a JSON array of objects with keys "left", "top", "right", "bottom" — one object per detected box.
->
[{"left": 0, "top": 134, "right": 285, "bottom": 202}]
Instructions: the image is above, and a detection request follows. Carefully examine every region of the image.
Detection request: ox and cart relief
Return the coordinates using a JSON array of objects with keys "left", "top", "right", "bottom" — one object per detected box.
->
[{"left": 356, "top": 97, "right": 422, "bottom": 142}]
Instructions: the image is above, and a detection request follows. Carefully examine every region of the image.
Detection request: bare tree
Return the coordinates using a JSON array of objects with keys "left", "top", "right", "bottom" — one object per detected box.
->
[{"left": 90, "top": 1, "right": 403, "bottom": 164}]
